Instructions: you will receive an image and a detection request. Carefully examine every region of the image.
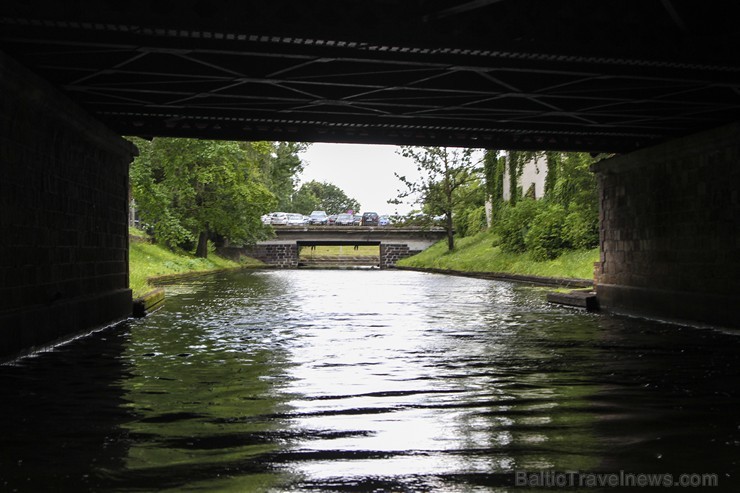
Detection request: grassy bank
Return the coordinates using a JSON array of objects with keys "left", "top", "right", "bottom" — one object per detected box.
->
[
  {"left": 129, "top": 237, "right": 263, "bottom": 297},
  {"left": 397, "top": 229, "right": 598, "bottom": 280}
]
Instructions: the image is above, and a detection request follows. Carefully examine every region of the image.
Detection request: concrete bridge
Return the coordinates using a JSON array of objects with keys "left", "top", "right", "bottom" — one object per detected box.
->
[
  {"left": 243, "top": 227, "right": 447, "bottom": 268},
  {"left": 2, "top": 1, "right": 740, "bottom": 360}
]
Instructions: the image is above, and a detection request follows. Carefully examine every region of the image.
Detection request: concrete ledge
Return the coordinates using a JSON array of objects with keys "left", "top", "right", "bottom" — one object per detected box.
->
[
  {"left": 131, "top": 266, "right": 269, "bottom": 318},
  {"left": 299, "top": 256, "right": 380, "bottom": 268},
  {"left": 147, "top": 265, "right": 264, "bottom": 286},
  {"left": 393, "top": 266, "right": 593, "bottom": 288},
  {"left": 597, "top": 283, "right": 740, "bottom": 329},
  {"left": 0, "top": 288, "right": 132, "bottom": 363},
  {"left": 132, "top": 288, "right": 165, "bottom": 317},
  {"left": 547, "top": 290, "right": 599, "bottom": 311}
]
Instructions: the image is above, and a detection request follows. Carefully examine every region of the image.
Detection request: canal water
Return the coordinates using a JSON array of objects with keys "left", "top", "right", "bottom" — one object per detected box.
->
[{"left": 1, "top": 269, "right": 738, "bottom": 492}]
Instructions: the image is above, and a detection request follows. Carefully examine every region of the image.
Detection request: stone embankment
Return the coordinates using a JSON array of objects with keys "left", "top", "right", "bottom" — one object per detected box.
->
[{"left": 299, "top": 256, "right": 380, "bottom": 268}]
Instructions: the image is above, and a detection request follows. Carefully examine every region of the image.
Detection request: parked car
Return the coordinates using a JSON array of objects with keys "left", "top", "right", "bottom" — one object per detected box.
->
[
  {"left": 335, "top": 213, "right": 354, "bottom": 226},
  {"left": 378, "top": 215, "right": 390, "bottom": 226},
  {"left": 270, "top": 212, "right": 289, "bottom": 225},
  {"left": 261, "top": 214, "right": 271, "bottom": 225},
  {"left": 361, "top": 212, "right": 379, "bottom": 226},
  {"left": 308, "top": 210, "right": 328, "bottom": 225},
  {"left": 353, "top": 214, "right": 363, "bottom": 226},
  {"left": 327, "top": 214, "right": 338, "bottom": 225},
  {"left": 287, "top": 213, "right": 306, "bottom": 225}
]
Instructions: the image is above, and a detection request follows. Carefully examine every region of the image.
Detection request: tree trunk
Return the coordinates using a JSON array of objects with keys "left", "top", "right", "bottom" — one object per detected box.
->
[
  {"left": 195, "top": 230, "right": 209, "bottom": 258},
  {"left": 484, "top": 195, "right": 493, "bottom": 229},
  {"left": 446, "top": 213, "right": 454, "bottom": 251}
]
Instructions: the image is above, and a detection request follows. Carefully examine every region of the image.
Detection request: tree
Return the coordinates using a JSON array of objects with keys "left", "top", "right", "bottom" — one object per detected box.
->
[
  {"left": 292, "top": 180, "right": 361, "bottom": 215},
  {"left": 129, "top": 137, "right": 277, "bottom": 258},
  {"left": 392, "top": 146, "right": 482, "bottom": 251},
  {"left": 249, "top": 141, "right": 308, "bottom": 211},
  {"left": 482, "top": 150, "right": 505, "bottom": 227},
  {"left": 451, "top": 175, "right": 487, "bottom": 238}
]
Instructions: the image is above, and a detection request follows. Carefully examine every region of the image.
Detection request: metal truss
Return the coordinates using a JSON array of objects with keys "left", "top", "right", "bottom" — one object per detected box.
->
[{"left": 2, "top": 0, "right": 739, "bottom": 152}]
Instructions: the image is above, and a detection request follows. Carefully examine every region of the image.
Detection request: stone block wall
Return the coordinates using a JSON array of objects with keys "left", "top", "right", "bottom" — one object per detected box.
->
[
  {"left": 592, "top": 122, "right": 740, "bottom": 327},
  {"left": 246, "top": 244, "right": 299, "bottom": 268},
  {"left": 380, "top": 244, "right": 421, "bottom": 268},
  {"left": 0, "top": 51, "right": 135, "bottom": 360}
]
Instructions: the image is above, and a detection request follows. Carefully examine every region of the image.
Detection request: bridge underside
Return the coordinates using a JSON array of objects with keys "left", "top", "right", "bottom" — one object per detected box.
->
[
  {"left": 241, "top": 229, "right": 444, "bottom": 269},
  {"left": 2, "top": 1, "right": 740, "bottom": 152},
  {"left": 298, "top": 241, "right": 381, "bottom": 247},
  {"left": 2, "top": 1, "right": 740, "bottom": 359}
]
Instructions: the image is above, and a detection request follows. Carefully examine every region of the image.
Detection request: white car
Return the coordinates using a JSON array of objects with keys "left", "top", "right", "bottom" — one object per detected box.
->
[
  {"left": 270, "top": 212, "right": 289, "bottom": 225},
  {"left": 287, "top": 213, "right": 306, "bottom": 225}
]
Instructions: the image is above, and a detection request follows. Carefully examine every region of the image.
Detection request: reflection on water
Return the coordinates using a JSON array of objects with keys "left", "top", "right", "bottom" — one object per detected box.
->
[{"left": 1, "top": 270, "right": 739, "bottom": 492}]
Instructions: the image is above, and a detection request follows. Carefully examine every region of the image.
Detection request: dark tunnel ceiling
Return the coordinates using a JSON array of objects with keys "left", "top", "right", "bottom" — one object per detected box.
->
[{"left": 1, "top": 0, "right": 740, "bottom": 152}]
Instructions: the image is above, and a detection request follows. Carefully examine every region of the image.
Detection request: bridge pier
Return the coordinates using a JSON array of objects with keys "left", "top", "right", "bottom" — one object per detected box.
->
[
  {"left": 245, "top": 243, "right": 299, "bottom": 268},
  {"left": 380, "top": 244, "right": 422, "bottom": 268},
  {"left": 592, "top": 122, "right": 740, "bottom": 328},
  {"left": 0, "top": 51, "right": 135, "bottom": 361}
]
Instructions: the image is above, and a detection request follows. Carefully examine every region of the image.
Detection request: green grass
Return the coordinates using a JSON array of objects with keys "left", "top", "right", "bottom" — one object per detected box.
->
[
  {"left": 129, "top": 236, "right": 263, "bottom": 297},
  {"left": 299, "top": 245, "right": 379, "bottom": 258},
  {"left": 397, "top": 229, "right": 599, "bottom": 280}
]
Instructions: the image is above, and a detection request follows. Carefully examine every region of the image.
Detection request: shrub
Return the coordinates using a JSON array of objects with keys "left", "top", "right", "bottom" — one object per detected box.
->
[
  {"left": 455, "top": 205, "right": 487, "bottom": 237},
  {"left": 495, "top": 192, "right": 598, "bottom": 260},
  {"left": 495, "top": 198, "right": 540, "bottom": 253},
  {"left": 563, "top": 209, "right": 599, "bottom": 250},
  {"left": 525, "top": 203, "right": 567, "bottom": 260}
]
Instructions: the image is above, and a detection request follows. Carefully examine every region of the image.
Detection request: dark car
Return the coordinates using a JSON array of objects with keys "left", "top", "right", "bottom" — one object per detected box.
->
[
  {"left": 308, "top": 210, "right": 328, "bottom": 225},
  {"left": 335, "top": 213, "right": 354, "bottom": 226},
  {"left": 361, "top": 212, "right": 379, "bottom": 226}
]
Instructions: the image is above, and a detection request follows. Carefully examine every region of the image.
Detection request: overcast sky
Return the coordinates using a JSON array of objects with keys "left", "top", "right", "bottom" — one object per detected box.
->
[{"left": 298, "top": 143, "right": 422, "bottom": 215}]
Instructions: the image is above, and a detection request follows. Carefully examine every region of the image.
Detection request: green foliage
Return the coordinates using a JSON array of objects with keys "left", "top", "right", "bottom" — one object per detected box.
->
[
  {"left": 491, "top": 151, "right": 599, "bottom": 261},
  {"left": 397, "top": 229, "right": 599, "bottom": 281},
  {"left": 455, "top": 205, "right": 487, "bottom": 237},
  {"left": 483, "top": 150, "right": 507, "bottom": 224},
  {"left": 482, "top": 150, "right": 500, "bottom": 200},
  {"left": 128, "top": 137, "right": 290, "bottom": 257},
  {"left": 129, "top": 236, "right": 259, "bottom": 297},
  {"left": 547, "top": 152, "right": 598, "bottom": 214},
  {"left": 506, "top": 150, "right": 539, "bottom": 206},
  {"left": 563, "top": 209, "right": 599, "bottom": 250},
  {"left": 292, "top": 180, "right": 360, "bottom": 215},
  {"left": 544, "top": 151, "right": 559, "bottom": 196},
  {"left": 129, "top": 137, "right": 194, "bottom": 248},
  {"left": 393, "top": 146, "right": 483, "bottom": 250},
  {"left": 449, "top": 174, "right": 486, "bottom": 238},
  {"left": 495, "top": 198, "right": 541, "bottom": 254},
  {"left": 250, "top": 141, "right": 308, "bottom": 211},
  {"left": 524, "top": 203, "right": 567, "bottom": 260}
]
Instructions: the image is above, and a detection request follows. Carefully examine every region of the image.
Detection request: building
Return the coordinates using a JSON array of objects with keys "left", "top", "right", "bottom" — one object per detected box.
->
[{"left": 502, "top": 152, "right": 548, "bottom": 201}]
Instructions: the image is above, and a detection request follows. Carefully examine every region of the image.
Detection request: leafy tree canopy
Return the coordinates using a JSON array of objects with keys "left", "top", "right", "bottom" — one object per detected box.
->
[
  {"left": 248, "top": 141, "right": 308, "bottom": 211},
  {"left": 292, "top": 180, "right": 361, "bottom": 215},
  {"left": 129, "top": 137, "right": 284, "bottom": 257},
  {"left": 392, "top": 146, "right": 483, "bottom": 250}
]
